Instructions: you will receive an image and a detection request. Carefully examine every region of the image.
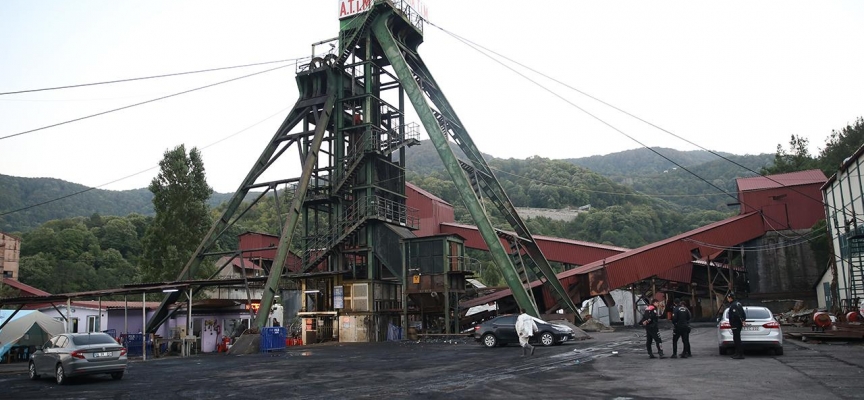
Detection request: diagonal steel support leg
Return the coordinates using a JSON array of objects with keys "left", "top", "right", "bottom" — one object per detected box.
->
[
  {"left": 371, "top": 15, "right": 538, "bottom": 316},
  {"left": 253, "top": 70, "right": 339, "bottom": 328}
]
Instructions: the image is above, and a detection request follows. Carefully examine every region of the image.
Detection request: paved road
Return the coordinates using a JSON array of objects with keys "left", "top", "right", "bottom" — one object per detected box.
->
[{"left": 3, "top": 323, "right": 864, "bottom": 399}]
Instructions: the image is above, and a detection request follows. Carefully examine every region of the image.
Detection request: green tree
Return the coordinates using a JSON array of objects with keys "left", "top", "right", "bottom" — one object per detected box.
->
[
  {"left": 762, "top": 135, "right": 818, "bottom": 175},
  {"left": 96, "top": 248, "right": 139, "bottom": 288},
  {"left": 818, "top": 117, "right": 864, "bottom": 175},
  {"left": 141, "top": 145, "right": 213, "bottom": 282},
  {"left": 19, "top": 254, "right": 57, "bottom": 293},
  {"left": 100, "top": 217, "right": 141, "bottom": 257}
]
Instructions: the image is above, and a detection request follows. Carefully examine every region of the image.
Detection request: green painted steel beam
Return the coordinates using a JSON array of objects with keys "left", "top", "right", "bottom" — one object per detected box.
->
[
  {"left": 146, "top": 101, "right": 316, "bottom": 333},
  {"left": 254, "top": 69, "right": 338, "bottom": 328},
  {"left": 370, "top": 14, "right": 538, "bottom": 317},
  {"left": 397, "top": 48, "right": 581, "bottom": 320}
]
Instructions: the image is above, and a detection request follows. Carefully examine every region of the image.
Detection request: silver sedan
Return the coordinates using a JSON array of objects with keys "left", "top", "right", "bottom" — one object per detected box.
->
[
  {"left": 29, "top": 332, "right": 127, "bottom": 384},
  {"left": 717, "top": 305, "right": 784, "bottom": 355}
]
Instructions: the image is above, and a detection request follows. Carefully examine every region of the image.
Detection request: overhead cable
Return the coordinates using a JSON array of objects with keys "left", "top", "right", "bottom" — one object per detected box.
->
[
  {"left": 0, "top": 58, "right": 306, "bottom": 96},
  {"left": 0, "top": 64, "right": 293, "bottom": 142},
  {"left": 426, "top": 21, "right": 832, "bottom": 213},
  {"left": 0, "top": 105, "right": 292, "bottom": 217},
  {"left": 425, "top": 19, "right": 813, "bottom": 241}
]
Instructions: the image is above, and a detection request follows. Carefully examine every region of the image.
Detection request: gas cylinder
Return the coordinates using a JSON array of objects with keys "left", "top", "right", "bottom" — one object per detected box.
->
[
  {"left": 847, "top": 311, "right": 861, "bottom": 323},
  {"left": 813, "top": 312, "right": 832, "bottom": 328}
]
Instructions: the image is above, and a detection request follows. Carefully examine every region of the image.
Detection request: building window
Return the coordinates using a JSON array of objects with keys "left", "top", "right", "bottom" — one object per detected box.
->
[{"left": 87, "top": 315, "right": 100, "bottom": 332}]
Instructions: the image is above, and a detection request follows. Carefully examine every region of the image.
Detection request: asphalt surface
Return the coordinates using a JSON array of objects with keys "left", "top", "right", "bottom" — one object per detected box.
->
[{"left": 3, "top": 322, "right": 864, "bottom": 399}]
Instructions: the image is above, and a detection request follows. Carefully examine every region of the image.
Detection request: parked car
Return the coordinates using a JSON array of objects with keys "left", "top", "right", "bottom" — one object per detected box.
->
[
  {"left": 29, "top": 332, "right": 127, "bottom": 384},
  {"left": 474, "top": 315, "right": 575, "bottom": 348},
  {"left": 717, "top": 306, "right": 784, "bottom": 355}
]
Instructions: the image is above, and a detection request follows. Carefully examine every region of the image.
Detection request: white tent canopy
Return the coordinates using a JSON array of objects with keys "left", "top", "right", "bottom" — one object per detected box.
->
[{"left": 0, "top": 310, "right": 64, "bottom": 360}]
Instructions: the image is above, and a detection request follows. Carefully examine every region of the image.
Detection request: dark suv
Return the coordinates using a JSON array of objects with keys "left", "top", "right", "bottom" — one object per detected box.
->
[{"left": 473, "top": 315, "right": 575, "bottom": 348}]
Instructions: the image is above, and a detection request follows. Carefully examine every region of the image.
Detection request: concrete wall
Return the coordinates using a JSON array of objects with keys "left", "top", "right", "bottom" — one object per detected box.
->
[{"left": 744, "top": 230, "right": 821, "bottom": 309}]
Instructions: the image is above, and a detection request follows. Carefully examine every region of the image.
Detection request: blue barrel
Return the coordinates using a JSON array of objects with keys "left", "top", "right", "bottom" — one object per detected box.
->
[
  {"left": 260, "top": 327, "right": 287, "bottom": 352},
  {"left": 124, "top": 333, "right": 151, "bottom": 357}
]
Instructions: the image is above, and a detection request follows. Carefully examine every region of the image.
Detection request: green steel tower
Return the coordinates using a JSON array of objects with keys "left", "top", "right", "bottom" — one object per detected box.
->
[{"left": 147, "top": 0, "right": 579, "bottom": 338}]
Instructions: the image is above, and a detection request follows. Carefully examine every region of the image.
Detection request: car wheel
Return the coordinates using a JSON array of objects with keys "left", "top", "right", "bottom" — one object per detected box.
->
[
  {"left": 482, "top": 333, "right": 498, "bottom": 348},
  {"left": 55, "top": 364, "right": 66, "bottom": 385},
  {"left": 718, "top": 346, "right": 726, "bottom": 355},
  {"left": 111, "top": 371, "right": 124, "bottom": 380},
  {"left": 28, "top": 361, "right": 40, "bottom": 380},
  {"left": 539, "top": 332, "right": 555, "bottom": 346},
  {"left": 774, "top": 347, "right": 784, "bottom": 356}
]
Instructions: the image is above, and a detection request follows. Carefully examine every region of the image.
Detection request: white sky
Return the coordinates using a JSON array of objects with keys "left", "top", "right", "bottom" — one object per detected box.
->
[{"left": 1, "top": 1, "right": 862, "bottom": 193}]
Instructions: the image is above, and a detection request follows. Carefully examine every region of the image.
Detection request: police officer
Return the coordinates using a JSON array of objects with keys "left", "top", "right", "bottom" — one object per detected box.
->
[
  {"left": 671, "top": 298, "right": 692, "bottom": 358},
  {"left": 640, "top": 299, "right": 665, "bottom": 359},
  {"left": 726, "top": 292, "right": 747, "bottom": 360}
]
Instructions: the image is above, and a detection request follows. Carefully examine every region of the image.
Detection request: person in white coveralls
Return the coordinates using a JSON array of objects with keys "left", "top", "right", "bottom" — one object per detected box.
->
[{"left": 515, "top": 308, "right": 539, "bottom": 356}]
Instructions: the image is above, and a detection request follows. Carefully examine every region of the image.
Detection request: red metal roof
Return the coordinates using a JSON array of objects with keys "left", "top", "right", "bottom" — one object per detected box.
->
[
  {"left": 461, "top": 211, "right": 767, "bottom": 309},
  {"left": 656, "top": 262, "right": 693, "bottom": 284},
  {"left": 1, "top": 278, "right": 50, "bottom": 296},
  {"left": 561, "top": 212, "right": 764, "bottom": 287},
  {"left": 217, "top": 256, "right": 263, "bottom": 271},
  {"left": 440, "top": 222, "right": 626, "bottom": 266},
  {"left": 737, "top": 170, "right": 827, "bottom": 192},
  {"left": 406, "top": 182, "right": 452, "bottom": 206}
]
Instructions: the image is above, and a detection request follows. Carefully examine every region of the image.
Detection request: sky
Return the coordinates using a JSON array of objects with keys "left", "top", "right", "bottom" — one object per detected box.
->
[{"left": 1, "top": 1, "right": 863, "bottom": 194}]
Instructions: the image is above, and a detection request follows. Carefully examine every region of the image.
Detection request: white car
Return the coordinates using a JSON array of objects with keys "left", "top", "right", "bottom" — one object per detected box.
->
[{"left": 717, "top": 306, "right": 783, "bottom": 355}]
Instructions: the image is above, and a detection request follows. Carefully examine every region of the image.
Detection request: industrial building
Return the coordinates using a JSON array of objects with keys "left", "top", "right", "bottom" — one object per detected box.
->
[{"left": 0, "top": 0, "right": 838, "bottom": 350}]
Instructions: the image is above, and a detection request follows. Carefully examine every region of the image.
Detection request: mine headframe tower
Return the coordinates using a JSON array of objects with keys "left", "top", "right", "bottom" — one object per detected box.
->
[{"left": 146, "top": 0, "right": 579, "bottom": 336}]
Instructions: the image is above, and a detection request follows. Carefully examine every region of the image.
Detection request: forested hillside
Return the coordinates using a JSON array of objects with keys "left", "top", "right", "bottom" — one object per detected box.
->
[
  {"left": 0, "top": 175, "right": 154, "bottom": 233},
  {"left": 570, "top": 152, "right": 775, "bottom": 211},
  {"left": 0, "top": 174, "right": 243, "bottom": 233},
  {"left": 403, "top": 141, "right": 734, "bottom": 248},
  {"left": 565, "top": 147, "right": 733, "bottom": 176}
]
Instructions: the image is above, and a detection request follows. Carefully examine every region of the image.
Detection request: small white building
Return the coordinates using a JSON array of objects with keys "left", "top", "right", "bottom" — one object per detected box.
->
[
  {"left": 582, "top": 289, "right": 639, "bottom": 326},
  {"left": 37, "top": 300, "right": 166, "bottom": 338}
]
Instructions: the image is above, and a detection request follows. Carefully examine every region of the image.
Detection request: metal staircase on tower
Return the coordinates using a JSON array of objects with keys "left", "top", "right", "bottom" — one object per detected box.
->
[{"left": 844, "top": 232, "right": 864, "bottom": 312}]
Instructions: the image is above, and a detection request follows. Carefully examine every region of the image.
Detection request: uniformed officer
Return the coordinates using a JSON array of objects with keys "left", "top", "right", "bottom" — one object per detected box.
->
[
  {"left": 727, "top": 292, "right": 747, "bottom": 360},
  {"left": 671, "top": 298, "right": 692, "bottom": 358},
  {"left": 640, "top": 299, "right": 665, "bottom": 359}
]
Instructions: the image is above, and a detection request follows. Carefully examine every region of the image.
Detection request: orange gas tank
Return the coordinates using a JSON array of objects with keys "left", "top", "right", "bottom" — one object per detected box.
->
[{"left": 813, "top": 312, "right": 832, "bottom": 328}]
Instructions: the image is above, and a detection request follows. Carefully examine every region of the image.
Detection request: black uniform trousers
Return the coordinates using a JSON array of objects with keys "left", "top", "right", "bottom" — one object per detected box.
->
[
  {"left": 672, "top": 326, "right": 691, "bottom": 355},
  {"left": 731, "top": 326, "right": 743, "bottom": 355},
  {"left": 645, "top": 327, "right": 662, "bottom": 353}
]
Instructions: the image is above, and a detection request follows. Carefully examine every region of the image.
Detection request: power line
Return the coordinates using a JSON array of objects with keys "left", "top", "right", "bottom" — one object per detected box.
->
[
  {"left": 426, "top": 20, "right": 814, "bottom": 241},
  {"left": 683, "top": 227, "right": 826, "bottom": 252},
  {"left": 426, "top": 21, "right": 832, "bottom": 213},
  {"left": 427, "top": 23, "right": 738, "bottom": 203},
  {"left": 0, "top": 63, "right": 293, "bottom": 142},
  {"left": 0, "top": 105, "right": 292, "bottom": 218},
  {"left": 0, "top": 58, "right": 306, "bottom": 96}
]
